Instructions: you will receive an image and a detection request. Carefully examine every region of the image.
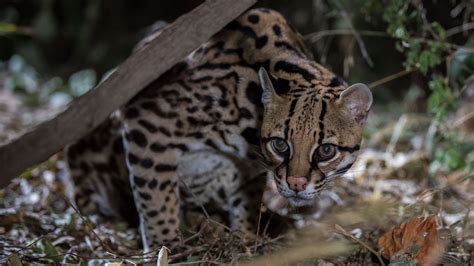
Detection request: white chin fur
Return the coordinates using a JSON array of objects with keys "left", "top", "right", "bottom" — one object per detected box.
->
[{"left": 287, "top": 196, "right": 314, "bottom": 207}]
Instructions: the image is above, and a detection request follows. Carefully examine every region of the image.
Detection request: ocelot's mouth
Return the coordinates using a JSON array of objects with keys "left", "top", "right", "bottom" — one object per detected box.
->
[{"left": 286, "top": 195, "right": 314, "bottom": 207}]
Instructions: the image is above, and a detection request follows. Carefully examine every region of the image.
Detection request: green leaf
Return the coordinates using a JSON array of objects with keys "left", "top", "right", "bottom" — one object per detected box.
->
[
  {"left": 35, "top": 238, "right": 63, "bottom": 264},
  {"left": 0, "top": 22, "right": 18, "bottom": 33},
  {"left": 431, "top": 22, "right": 446, "bottom": 40},
  {"left": 394, "top": 27, "right": 407, "bottom": 38},
  {"left": 444, "top": 147, "right": 465, "bottom": 170}
]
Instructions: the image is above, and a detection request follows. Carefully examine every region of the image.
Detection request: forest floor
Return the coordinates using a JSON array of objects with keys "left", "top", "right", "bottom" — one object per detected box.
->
[{"left": 0, "top": 87, "right": 473, "bottom": 265}]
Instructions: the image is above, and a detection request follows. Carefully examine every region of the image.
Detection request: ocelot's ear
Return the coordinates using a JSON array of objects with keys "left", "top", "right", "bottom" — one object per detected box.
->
[
  {"left": 339, "top": 83, "right": 373, "bottom": 125},
  {"left": 258, "top": 67, "right": 281, "bottom": 107}
]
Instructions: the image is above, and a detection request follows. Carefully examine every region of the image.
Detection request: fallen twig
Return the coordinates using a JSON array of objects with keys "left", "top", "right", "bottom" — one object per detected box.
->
[{"left": 0, "top": 234, "right": 47, "bottom": 262}]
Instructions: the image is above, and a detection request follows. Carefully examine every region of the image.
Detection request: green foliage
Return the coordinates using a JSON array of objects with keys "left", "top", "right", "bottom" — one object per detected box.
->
[
  {"left": 382, "top": 0, "right": 448, "bottom": 73},
  {"left": 427, "top": 77, "right": 455, "bottom": 121},
  {"left": 362, "top": 0, "right": 450, "bottom": 73},
  {"left": 426, "top": 77, "right": 468, "bottom": 173},
  {"left": 434, "top": 144, "right": 466, "bottom": 171},
  {"left": 362, "top": 0, "right": 470, "bottom": 173}
]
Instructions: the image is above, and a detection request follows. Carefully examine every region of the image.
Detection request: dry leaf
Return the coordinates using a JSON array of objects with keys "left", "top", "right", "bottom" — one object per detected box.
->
[{"left": 377, "top": 215, "right": 444, "bottom": 265}]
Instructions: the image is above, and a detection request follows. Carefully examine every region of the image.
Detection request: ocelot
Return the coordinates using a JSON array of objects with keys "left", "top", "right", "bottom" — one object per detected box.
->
[{"left": 66, "top": 8, "right": 373, "bottom": 250}]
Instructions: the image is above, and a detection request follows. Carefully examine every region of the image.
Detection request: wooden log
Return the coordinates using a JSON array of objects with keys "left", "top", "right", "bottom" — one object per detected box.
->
[{"left": 0, "top": 0, "right": 257, "bottom": 188}]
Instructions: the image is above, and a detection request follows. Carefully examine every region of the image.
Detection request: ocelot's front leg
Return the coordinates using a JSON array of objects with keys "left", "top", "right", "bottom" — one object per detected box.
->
[
  {"left": 122, "top": 117, "right": 183, "bottom": 251},
  {"left": 228, "top": 173, "right": 266, "bottom": 242},
  {"left": 178, "top": 150, "right": 267, "bottom": 243}
]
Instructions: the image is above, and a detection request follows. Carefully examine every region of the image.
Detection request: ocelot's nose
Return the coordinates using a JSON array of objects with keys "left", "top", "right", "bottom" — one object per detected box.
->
[{"left": 287, "top": 176, "right": 308, "bottom": 192}]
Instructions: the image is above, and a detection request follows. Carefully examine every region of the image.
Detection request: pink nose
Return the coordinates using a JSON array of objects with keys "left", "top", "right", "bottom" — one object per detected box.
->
[{"left": 287, "top": 176, "right": 308, "bottom": 192}]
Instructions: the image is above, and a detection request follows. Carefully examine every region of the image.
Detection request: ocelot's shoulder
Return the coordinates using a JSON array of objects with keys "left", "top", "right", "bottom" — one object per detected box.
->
[
  {"left": 228, "top": 8, "right": 300, "bottom": 38},
  {"left": 226, "top": 8, "right": 313, "bottom": 59}
]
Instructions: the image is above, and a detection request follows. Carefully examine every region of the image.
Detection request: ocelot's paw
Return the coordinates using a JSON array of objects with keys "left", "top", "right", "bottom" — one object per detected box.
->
[
  {"left": 230, "top": 220, "right": 258, "bottom": 245},
  {"left": 239, "top": 230, "right": 257, "bottom": 245}
]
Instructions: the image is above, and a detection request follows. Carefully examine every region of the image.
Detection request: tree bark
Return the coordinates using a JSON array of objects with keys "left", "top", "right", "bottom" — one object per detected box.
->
[{"left": 0, "top": 0, "right": 257, "bottom": 188}]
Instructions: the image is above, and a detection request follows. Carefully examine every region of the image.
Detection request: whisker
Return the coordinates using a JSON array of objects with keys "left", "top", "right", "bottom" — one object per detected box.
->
[
  {"left": 325, "top": 168, "right": 367, "bottom": 181},
  {"left": 315, "top": 193, "right": 322, "bottom": 201},
  {"left": 340, "top": 169, "right": 368, "bottom": 175},
  {"left": 324, "top": 173, "right": 341, "bottom": 181}
]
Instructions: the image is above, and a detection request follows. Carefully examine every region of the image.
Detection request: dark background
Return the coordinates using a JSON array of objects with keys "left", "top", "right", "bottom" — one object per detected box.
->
[{"left": 0, "top": 0, "right": 471, "bottom": 105}]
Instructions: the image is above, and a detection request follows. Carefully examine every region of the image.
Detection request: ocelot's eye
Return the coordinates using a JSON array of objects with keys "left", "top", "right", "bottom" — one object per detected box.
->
[
  {"left": 313, "top": 144, "right": 336, "bottom": 161},
  {"left": 270, "top": 138, "right": 289, "bottom": 156}
]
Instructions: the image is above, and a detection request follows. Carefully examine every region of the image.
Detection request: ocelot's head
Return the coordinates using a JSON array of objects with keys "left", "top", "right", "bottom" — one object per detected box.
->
[{"left": 258, "top": 67, "right": 372, "bottom": 207}]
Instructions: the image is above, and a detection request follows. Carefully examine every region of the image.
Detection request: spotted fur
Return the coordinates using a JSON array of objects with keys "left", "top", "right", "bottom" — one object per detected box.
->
[{"left": 66, "top": 8, "right": 372, "bottom": 251}]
